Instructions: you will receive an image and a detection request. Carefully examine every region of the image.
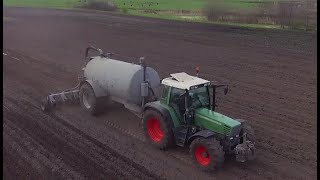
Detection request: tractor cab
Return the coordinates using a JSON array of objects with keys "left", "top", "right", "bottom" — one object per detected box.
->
[{"left": 160, "top": 72, "right": 228, "bottom": 121}]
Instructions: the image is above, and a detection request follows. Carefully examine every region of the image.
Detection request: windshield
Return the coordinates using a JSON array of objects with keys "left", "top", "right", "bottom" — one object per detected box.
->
[{"left": 189, "top": 86, "right": 209, "bottom": 108}]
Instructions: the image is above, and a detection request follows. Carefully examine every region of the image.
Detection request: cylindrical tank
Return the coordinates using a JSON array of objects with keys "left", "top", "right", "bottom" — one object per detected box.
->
[{"left": 84, "top": 56, "right": 161, "bottom": 106}]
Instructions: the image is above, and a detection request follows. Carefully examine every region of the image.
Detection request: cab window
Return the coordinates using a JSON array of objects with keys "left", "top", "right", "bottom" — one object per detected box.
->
[
  {"left": 161, "top": 85, "right": 170, "bottom": 102},
  {"left": 189, "top": 86, "right": 210, "bottom": 107},
  {"left": 170, "top": 88, "right": 185, "bottom": 103}
]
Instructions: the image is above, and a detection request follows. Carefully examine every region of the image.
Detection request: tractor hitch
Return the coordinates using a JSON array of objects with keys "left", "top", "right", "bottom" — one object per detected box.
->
[{"left": 235, "top": 139, "right": 255, "bottom": 162}]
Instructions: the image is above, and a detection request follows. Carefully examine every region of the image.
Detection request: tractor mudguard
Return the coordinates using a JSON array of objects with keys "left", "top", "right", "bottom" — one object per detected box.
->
[
  {"left": 235, "top": 119, "right": 247, "bottom": 124},
  {"left": 235, "top": 119, "right": 247, "bottom": 129},
  {"left": 82, "top": 80, "right": 108, "bottom": 98},
  {"left": 187, "top": 130, "right": 215, "bottom": 145},
  {"left": 143, "top": 102, "right": 172, "bottom": 122}
]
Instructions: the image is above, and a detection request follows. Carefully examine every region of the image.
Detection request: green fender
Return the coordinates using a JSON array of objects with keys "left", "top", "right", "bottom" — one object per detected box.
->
[{"left": 143, "top": 101, "right": 181, "bottom": 128}]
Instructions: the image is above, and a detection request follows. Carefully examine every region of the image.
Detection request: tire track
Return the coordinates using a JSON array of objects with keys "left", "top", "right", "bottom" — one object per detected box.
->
[{"left": 3, "top": 96, "right": 161, "bottom": 180}]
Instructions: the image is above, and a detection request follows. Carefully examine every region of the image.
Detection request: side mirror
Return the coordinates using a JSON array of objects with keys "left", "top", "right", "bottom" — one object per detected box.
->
[{"left": 224, "top": 86, "right": 229, "bottom": 95}]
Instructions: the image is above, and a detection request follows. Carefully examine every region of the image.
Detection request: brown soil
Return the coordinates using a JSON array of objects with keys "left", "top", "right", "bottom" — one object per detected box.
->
[{"left": 3, "top": 6, "right": 317, "bottom": 180}]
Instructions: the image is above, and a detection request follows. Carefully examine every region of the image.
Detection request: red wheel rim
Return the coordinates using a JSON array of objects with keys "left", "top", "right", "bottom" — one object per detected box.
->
[
  {"left": 147, "top": 118, "right": 164, "bottom": 142},
  {"left": 195, "top": 146, "right": 211, "bottom": 166}
]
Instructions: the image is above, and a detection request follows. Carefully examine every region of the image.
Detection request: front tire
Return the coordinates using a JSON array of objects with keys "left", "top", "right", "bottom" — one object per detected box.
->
[
  {"left": 190, "top": 137, "right": 225, "bottom": 171},
  {"left": 143, "top": 109, "right": 174, "bottom": 150}
]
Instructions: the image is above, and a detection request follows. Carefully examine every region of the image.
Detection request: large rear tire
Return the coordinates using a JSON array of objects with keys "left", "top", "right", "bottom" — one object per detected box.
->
[
  {"left": 143, "top": 109, "right": 174, "bottom": 150},
  {"left": 79, "top": 83, "right": 107, "bottom": 115},
  {"left": 190, "top": 137, "right": 225, "bottom": 171}
]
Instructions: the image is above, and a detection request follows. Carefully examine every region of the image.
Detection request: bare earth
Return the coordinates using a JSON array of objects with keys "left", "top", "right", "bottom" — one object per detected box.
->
[{"left": 3, "top": 7, "right": 317, "bottom": 180}]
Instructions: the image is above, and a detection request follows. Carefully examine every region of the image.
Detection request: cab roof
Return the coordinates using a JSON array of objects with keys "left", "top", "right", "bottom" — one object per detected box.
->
[{"left": 161, "top": 72, "right": 210, "bottom": 90}]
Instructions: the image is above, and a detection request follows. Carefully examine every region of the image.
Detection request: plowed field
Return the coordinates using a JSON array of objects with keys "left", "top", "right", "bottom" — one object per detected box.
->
[{"left": 3, "top": 7, "right": 317, "bottom": 180}]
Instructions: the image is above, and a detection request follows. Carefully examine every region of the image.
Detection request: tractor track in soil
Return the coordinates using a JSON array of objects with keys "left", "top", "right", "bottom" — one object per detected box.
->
[{"left": 3, "top": 6, "right": 317, "bottom": 180}]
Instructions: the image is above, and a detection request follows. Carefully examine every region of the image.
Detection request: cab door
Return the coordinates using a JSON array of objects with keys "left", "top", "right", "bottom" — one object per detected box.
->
[{"left": 169, "top": 87, "right": 185, "bottom": 122}]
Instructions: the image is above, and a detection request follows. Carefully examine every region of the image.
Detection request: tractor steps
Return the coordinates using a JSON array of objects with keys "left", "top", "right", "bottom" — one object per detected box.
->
[{"left": 174, "top": 127, "right": 189, "bottom": 147}]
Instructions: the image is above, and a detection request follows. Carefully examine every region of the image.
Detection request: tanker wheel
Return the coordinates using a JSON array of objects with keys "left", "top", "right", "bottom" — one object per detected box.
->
[
  {"left": 143, "top": 109, "right": 174, "bottom": 150},
  {"left": 79, "top": 83, "right": 106, "bottom": 115},
  {"left": 189, "top": 137, "right": 225, "bottom": 171}
]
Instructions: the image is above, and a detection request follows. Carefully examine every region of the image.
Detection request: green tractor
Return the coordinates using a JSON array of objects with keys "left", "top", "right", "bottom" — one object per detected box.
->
[{"left": 142, "top": 72, "right": 256, "bottom": 171}]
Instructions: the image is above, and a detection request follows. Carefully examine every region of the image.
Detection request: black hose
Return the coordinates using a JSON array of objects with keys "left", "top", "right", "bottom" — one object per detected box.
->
[
  {"left": 148, "top": 86, "right": 155, "bottom": 97},
  {"left": 62, "top": 83, "right": 80, "bottom": 92}
]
